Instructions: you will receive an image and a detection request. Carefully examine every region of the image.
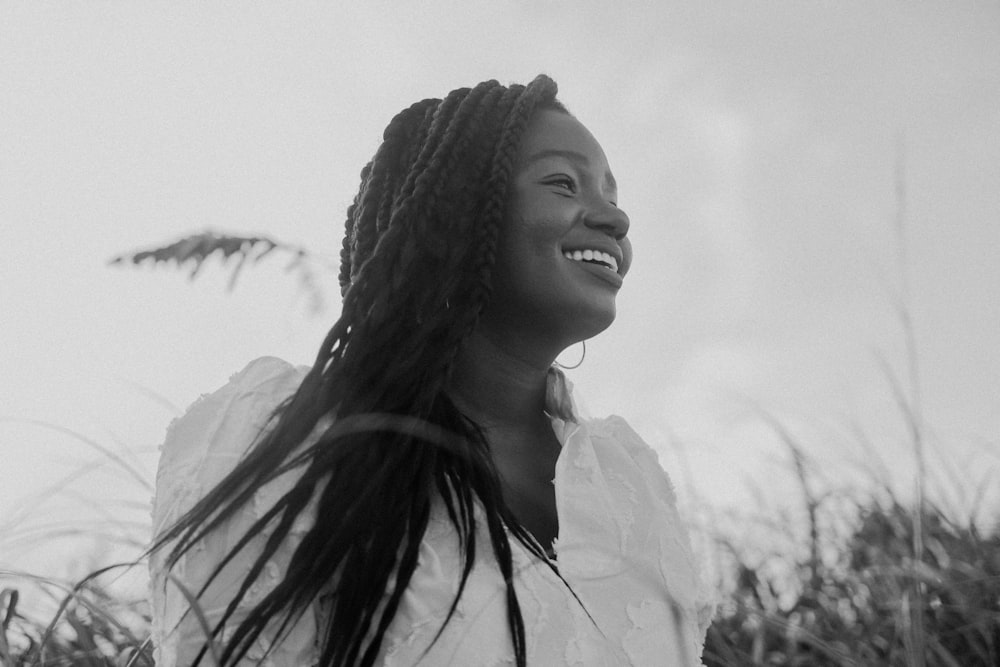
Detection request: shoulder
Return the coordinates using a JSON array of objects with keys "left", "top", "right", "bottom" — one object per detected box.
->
[
  {"left": 149, "top": 357, "right": 317, "bottom": 666},
  {"left": 154, "top": 357, "right": 309, "bottom": 493},
  {"left": 170, "top": 356, "right": 307, "bottom": 435},
  {"left": 584, "top": 414, "right": 679, "bottom": 507},
  {"left": 152, "top": 355, "right": 310, "bottom": 531},
  {"left": 548, "top": 369, "right": 678, "bottom": 507},
  {"left": 570, "top": 413, "right": 717, "bottom": 661}
]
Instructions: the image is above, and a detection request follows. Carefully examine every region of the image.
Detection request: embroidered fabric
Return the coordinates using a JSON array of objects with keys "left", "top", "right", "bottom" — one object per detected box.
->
[{"left": 149, "top": 357, "right": 715, "bottom": 666}]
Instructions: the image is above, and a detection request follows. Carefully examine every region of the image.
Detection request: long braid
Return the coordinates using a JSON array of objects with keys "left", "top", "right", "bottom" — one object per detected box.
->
[
  {"left": 338, "top": 162, "right": 370, "bottom": 292},
  {"left": 334, "top": 85, "right": 503, "bottom": 407},
  {"left": 152, "top": 75, "right": 570, "bottom": 667},
  {"left": 341, "top": 98, "right": 437, "bottom": 295}
]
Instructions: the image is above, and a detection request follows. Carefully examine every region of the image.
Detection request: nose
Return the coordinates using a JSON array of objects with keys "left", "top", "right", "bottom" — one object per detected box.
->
[{"left": 584, "top": 199, "right": 630, "bottom": 241}]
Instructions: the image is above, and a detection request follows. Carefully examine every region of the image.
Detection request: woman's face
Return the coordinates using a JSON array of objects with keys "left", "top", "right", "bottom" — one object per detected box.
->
[{"left": 481, "top": 109, "right": 632, "bottom": 352}]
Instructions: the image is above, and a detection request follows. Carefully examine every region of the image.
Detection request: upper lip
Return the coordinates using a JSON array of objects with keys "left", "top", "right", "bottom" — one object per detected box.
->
[{"left": 561, "top": 241, "right": 625, "bottom": 274}]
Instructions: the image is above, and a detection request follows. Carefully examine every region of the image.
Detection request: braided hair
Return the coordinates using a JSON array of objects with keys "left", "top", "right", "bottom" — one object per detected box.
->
[{"left": 153, "top": 75, "right": 569, "bottom": 666}]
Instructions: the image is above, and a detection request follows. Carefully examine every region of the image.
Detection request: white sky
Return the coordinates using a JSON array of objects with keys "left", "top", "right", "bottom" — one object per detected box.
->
[{"left": 2, "top": 2, "right": 998, "bottom": 578}]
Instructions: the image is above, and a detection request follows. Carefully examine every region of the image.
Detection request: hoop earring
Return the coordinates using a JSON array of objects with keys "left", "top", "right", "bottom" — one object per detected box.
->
[{"left": 554, "top": 340, "right": 586, "bottom": 370}]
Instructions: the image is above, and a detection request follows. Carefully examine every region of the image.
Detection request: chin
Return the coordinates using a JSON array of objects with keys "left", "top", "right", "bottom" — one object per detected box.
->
[{"left": 563, "top": 301, "right": 617, "bottom": 341}]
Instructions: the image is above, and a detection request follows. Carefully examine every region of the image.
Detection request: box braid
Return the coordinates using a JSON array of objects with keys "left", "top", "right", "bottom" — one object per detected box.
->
[{"left": 150, "top": 75, "right": 581, "bottom": 666}]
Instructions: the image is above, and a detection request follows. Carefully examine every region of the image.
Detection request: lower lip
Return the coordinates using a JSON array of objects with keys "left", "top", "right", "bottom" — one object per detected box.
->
[{"left": 566, "top": 258, "right": 623, "bottom": 288}]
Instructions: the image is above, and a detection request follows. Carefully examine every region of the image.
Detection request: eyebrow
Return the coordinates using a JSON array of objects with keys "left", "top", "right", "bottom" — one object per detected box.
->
[{"left": 525, "top": 148, "right": 618, "bottom": 191}]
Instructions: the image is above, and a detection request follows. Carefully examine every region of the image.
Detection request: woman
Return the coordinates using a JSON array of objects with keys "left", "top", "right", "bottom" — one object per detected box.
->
[{"left": 150, "top": 75, "right": 714, "bottom": 666}]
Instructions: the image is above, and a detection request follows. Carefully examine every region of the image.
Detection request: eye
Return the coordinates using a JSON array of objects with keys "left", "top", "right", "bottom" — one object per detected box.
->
[{"left": 544, "top": 175, "right": 577, "bottom": 193}]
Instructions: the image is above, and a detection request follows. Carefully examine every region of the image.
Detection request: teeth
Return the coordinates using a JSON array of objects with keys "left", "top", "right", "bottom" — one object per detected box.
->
[{"left": 562, "top": 249, "right": 619, "bottom": 273}]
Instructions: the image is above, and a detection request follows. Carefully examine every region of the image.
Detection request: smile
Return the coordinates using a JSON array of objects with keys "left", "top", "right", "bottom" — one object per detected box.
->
[{"left": 562, "top": 249, "right": 619, "bottom": 273}]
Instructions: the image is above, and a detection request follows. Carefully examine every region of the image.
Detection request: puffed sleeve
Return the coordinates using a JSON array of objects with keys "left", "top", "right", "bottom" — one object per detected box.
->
[
  {"left": 149, "top": 357, "right": 319, "bottom": 667},
  {"left": 607, "top": 416, "right": 718, "bottom": 656}
]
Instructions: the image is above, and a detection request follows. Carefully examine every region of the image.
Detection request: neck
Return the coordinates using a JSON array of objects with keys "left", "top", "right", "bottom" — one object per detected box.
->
[{"left": 447, "top": 328, "right": 554, "bottom": 436}]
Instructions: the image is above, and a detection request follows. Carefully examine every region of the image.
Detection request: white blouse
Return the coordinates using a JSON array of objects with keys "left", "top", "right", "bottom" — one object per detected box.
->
[{"left": 149, "top": 357, "right": 714, "bottom": 666}]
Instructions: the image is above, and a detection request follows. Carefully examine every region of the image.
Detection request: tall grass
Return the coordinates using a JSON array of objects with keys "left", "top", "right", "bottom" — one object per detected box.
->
[
  {"left": 702, "top": 446, "right": 1000, "bottom": 666},
  {"left": 0, "top": 566, "right": 152, "bottom": 666},
  {"left": 701, "top": 142, "right": 1000, "bottom": 665},
  {"left": 0, "top": 420, "right": 155, "bottom": 666}
]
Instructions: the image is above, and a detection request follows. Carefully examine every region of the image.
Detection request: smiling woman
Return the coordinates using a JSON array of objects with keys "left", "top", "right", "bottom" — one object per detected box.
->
[
  {"left": 484, "top": 109, "right": 632, "bottom": 351},
  {"left": 148, "top": 76, "right": 714, "bottom": 666}
]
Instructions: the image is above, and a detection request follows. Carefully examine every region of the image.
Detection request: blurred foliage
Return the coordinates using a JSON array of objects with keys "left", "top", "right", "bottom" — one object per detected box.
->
[
  {"left": 0, "top": 570, "right": 152, "bottom": 666},
  {"left": 704, "top": 495, "right": 1000, "bottom": 666},
  {"left": 109, "top": 231, "right": 334, "bottom": 314}
]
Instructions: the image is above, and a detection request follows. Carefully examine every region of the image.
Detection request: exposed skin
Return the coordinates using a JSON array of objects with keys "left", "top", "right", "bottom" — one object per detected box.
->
[{"left": 449, "top": 109, "right": 631, "bottom": 552}]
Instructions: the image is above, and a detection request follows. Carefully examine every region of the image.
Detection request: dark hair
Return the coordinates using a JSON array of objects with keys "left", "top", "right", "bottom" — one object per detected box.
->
[{"left": 153, "top": 75, "right": 570, "bottom": 666}]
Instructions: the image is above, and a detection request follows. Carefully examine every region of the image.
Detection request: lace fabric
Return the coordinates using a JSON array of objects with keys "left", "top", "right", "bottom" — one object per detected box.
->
[{"left": 149, "top": 357, "right": 715, "bottom": 666}]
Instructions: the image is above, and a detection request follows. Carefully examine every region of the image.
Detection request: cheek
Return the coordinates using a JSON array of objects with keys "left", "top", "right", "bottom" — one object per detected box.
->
[{"left": 501, "top": 208, "right": 566, "bottom": 260}]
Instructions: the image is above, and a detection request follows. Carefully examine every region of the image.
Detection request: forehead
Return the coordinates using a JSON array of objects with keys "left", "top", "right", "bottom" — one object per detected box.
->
[{"left": 516, "top": 110, "right": 613, "bottom": 176}]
